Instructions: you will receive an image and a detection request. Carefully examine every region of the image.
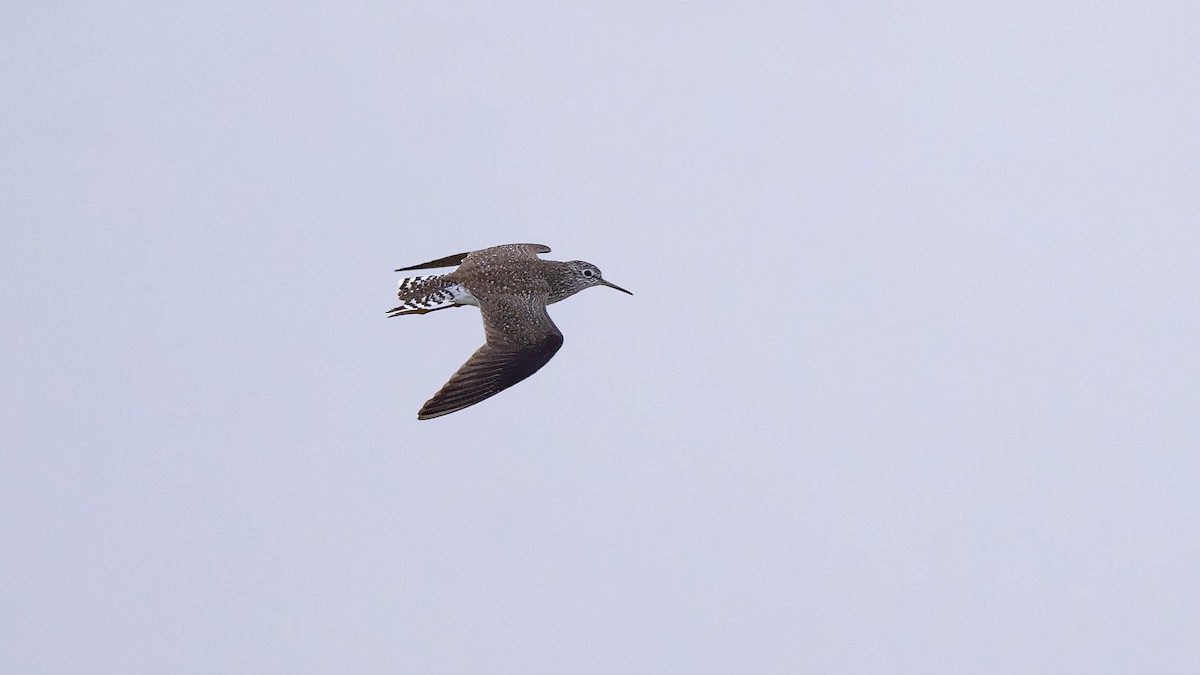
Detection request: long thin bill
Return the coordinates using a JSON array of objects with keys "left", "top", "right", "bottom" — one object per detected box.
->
[{"left": 601, "top": 279, "right": 633, "bottom": 295}]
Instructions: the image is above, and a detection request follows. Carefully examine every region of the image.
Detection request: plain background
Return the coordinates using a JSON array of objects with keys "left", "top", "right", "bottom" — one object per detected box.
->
[{"left": 3, "top": 1, "right": 1198, "bottom": 673}]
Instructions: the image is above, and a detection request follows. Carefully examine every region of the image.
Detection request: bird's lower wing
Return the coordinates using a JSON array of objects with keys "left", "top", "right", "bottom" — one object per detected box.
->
[{"left": 417, "top": 333, "right": 564, "bottom": 420}]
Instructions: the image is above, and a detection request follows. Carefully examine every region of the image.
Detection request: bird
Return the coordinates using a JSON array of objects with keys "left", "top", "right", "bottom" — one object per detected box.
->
[{"left": 387, "top": 243, "right": 631, "bottom": 419}]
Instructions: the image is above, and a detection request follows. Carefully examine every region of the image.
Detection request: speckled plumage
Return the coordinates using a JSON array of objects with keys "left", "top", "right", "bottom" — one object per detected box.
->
[{"left": 387, "top": 243, "right": 631, "bottom": 420}]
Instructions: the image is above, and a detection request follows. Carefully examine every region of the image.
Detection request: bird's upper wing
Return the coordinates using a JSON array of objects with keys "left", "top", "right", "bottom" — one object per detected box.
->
[
  {"left": 491, "top": 243, "right": 552, "bottom": 257},
  {"left": 394, "top": 252, "right": 470, "bottom": 272},
  {"left": 395, "top": 244, "right": 551, "bottom": 272},
  {"left": 416, "top": 295, "right": 563, "bottom": 420}
]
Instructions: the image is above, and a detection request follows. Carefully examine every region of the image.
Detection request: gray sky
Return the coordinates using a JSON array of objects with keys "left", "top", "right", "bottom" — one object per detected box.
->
[{"left": 3, "top": 1, "right": 1198, "bottom": 673}]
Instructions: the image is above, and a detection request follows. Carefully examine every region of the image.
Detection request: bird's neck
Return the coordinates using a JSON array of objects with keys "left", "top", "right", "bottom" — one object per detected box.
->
[{"left": 544, "top": 261, "right": 580, "bottom": 305}]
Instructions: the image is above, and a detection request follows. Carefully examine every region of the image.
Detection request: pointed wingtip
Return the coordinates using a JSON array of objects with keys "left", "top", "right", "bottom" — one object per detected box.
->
[{"left": 395, "top": 252, "right": 470, "bottom": 272}]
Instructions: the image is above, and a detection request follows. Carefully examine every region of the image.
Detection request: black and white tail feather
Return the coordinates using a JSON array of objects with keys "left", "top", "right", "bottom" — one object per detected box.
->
[{"left": 386, "top": 275, "right": 476, "bottom": 317}]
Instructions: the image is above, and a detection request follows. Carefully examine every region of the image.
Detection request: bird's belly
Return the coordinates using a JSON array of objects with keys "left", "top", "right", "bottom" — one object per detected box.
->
[{"left": 450, "top": 284, "right": 480, "bottom": 306}]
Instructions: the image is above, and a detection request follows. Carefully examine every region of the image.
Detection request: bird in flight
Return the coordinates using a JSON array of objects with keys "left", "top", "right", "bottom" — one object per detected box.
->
[{"left": 387, "top": 243, "right": 631, "bottom": 419}]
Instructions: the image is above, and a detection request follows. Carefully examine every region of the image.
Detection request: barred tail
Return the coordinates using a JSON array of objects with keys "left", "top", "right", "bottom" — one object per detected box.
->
[{"left": 386, "top": 275, "right": 465, "bottom": 317}]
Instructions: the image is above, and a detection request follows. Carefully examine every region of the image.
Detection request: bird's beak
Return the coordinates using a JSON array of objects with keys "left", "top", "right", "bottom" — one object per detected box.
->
[{"left": 600, "top": 279, "right": 633, "bottom": 295}]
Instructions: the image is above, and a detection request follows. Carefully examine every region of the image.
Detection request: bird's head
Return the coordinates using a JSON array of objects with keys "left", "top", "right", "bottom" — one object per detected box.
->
[{"left": 564, "top": 260, "right": 633, "bottom": 297}]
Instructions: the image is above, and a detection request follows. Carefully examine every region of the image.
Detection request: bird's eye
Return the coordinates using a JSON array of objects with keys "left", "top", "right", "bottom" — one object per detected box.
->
[{"left": 582, "top": 269, "right": 595, "bottom": 278}]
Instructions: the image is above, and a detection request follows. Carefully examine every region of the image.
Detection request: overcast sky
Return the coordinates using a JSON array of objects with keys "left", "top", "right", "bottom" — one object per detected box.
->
[{"left": 3, "top": 1, "right": 1198, "bottom": 673}]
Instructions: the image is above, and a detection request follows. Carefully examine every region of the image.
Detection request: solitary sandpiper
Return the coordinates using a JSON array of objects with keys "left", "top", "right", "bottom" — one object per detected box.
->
[{"left": 387, "top": 243, "right": 632, "bottom": 419}]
